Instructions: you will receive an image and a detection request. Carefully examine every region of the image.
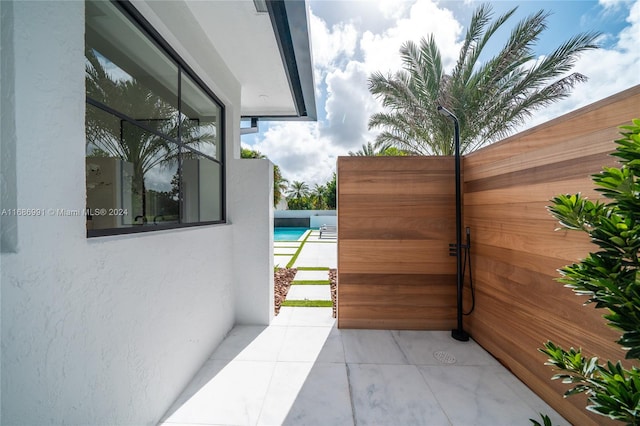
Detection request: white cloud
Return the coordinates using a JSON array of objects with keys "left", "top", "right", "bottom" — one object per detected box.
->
[
  {"left": 598, "top": 0, "right": 634, "bottom": 11},
  {"left": 360, "top": 0, "right": 462, "bottom": 75},
  {"left": 521, "top": 0, "right": 640, "bottom": 130},
  {"left": 247, "top": 122, "right": 338, "bottom": 186},
  {"left": 308, "top": 8, "right": 359, "bottom": 101},
  {"left": 309, "top": 10, "right": 358, "bottom": 69},
  {"left": 376, "top": 0, "right": 413, "bottom": 20},
  {"left": 618, "top": 0, "right": 640, "bottom": 50},
  {"left": 322, "top": 61, "right": 381, "bottom": 150}
]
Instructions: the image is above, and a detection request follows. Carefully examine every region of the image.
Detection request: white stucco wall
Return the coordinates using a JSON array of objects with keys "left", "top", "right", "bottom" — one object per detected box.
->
[
  {"left": 0, "top": 1, "right": 272, "bottom": 424},
  {"left": 230, "top": 159, "right": 274, "bottom": 325}
]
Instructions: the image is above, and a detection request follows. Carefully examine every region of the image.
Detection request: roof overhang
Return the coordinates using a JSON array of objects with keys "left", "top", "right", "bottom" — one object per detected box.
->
[
  {"left": 262, "top": 0, "right": 317, "bottom": 121},
  {"left": 134, "top": 0, "right": 316, "bottom": 122}
]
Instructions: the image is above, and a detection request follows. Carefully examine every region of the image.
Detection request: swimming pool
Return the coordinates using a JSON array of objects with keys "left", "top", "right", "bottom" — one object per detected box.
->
[{"left": 274, "top": 227, "right": 309, "bottom": 241}]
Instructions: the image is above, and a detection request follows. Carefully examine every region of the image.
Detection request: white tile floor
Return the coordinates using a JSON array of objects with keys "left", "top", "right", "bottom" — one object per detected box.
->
[
  {"left": 291, "top": 270, "right": 330, "bottom": 282},
  {"left": 167, "top": 233, "right": 568, "bottom": 425},
  {"left": 273, "top": 247, "right": 299, "bottom": 255},
  {"left": 274, "top": 242, "right": 302, "bottom": 248},
  {"left": 160, "top": 307, "right": 569, "bottom": 426},
  {"left": 285, "top": 285, "right": 332, "bottom": 301},
  {"left": 273, "top": 255, "right": 293, "bottom": 268},
  {"left": 292, "top": 241, "right": 338, "bottom": 269}
]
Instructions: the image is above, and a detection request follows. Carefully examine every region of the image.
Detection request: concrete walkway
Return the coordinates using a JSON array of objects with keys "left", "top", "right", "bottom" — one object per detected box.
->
[
  {"left": 292, "top": 237, "right": 337, "bottom": 269},
  {"left": 277, "top": 229, "right": 335, "bottom": 305}
]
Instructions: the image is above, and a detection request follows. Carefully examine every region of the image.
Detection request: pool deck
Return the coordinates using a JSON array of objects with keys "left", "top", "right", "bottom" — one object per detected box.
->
[
  {"left": 160, "top": 229, "right": 569, "bottom": 426},
  {"left": 274, "top": 229, "right": 337, "bottom": 269}
]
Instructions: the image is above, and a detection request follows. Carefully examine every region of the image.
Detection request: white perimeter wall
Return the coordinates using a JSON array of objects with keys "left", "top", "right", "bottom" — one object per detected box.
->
[
  {"left": 0, "top": 1, "right": 272, "bottom": 424},
  {"left": 230, "top": 159, "right": 274, "bottom": 325},
  {"left": 275, "top": 210, "right": 337, "bottom": 227},
  {"left": 310, "top": 215, "right": 338, "bottom": 228}
]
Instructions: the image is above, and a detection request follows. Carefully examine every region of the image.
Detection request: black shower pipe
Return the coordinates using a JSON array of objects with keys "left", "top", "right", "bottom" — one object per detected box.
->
[{"left": 437, "top": 105, "right": 470, "bottom": 342}]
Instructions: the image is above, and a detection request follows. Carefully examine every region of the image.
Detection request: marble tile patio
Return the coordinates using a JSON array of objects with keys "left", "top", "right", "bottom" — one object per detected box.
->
[
  {"left": 161, "top": 233, "right": 568, "bottom": 425},
  {"left": 160, "top": 307, "right": 568, "bottom": 426}
]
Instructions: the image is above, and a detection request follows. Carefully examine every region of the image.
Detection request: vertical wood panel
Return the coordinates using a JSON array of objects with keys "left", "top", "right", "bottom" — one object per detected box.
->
[
  {"left": 337, "top": 157, "right": 457, "bottom": 329},
  {"left": 463, "top": 85, "right": 640, "bottom": 426}
]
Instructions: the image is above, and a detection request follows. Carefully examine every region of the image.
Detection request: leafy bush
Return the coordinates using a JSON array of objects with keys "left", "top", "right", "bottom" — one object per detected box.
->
[
  {"left": 530, "top": 413, "right": 554, "bottom": 426},
  {"left": 538, "top": 119, "right": 640, "bottom": 425}
]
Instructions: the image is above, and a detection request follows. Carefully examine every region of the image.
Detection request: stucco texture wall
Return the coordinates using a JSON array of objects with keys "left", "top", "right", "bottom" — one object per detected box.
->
[{"left": 0, "top": 1, "right": 266, "bottom": 424}]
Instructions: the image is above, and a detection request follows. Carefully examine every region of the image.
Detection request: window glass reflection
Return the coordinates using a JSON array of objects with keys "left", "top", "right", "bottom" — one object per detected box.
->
[
  {"left": 85, "top": 0, "right": 225, "bottom": 235},
  {"left": 141, "top": 158, "right": 179, "bottom": 226},
  {"left": 85, "top": 1, "right": 179, "bottom": 127},
  {"left": 182, "top": 151, "right": 222, "bottom": 223},
  {"left": 181, "top": 73, "right": 221, "bottom": 160},
  {"left": 86, "top": 105, "right": 179, "bottom": 230}
]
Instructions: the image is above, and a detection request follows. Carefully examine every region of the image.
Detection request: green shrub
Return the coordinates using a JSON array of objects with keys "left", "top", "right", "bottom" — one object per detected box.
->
[{"left": 537, "top": 119, "right": 640, "bottom": 425}]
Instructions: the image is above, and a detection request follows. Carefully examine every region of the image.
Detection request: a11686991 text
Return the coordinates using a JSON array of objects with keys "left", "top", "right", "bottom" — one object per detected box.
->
[{"left": 1, "top": 208, "right": 129, "bottom": 217}]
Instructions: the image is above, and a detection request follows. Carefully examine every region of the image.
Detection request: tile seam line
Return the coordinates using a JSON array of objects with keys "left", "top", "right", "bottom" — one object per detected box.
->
[
  {"left": 345, "top": 362, "right": 358, "bottom": 426},
  {"left": 253, "top": 353, "right": 283, "bottom": 425},
  {"left": 388, "top": 330, "right": 411, "bottom": 365},
  {"left": 414, "top": 365, "right": 455, "bottom": 426}
]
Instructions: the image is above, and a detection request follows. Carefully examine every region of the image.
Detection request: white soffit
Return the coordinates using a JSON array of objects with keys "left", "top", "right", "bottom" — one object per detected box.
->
[
  {"left": 185, "top": 1, "right": 297, "bottom": 118},
  {"left": 140, "top": 0, "right": 297, "bottom": 118}
]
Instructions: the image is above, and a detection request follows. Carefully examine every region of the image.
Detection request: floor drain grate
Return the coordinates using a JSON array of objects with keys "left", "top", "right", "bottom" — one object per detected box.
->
[{"left": 433, "top": 350, "right": 456, "bottom": 364}]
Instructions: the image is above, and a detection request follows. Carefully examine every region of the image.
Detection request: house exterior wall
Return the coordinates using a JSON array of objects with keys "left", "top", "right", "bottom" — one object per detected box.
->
[
  {"left": 230, "top": 159, "right": 275, "bottom": 325},
  {"left": 1, "top": 1, "right": 273, "bottom": 424}
]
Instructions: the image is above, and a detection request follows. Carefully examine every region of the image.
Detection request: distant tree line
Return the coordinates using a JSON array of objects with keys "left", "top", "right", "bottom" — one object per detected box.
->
[
  {"left": 285, "top": 174, "right": 336, "bottom": 210},
  {"left": 240, "top": 148, "right": 336, "bottom": 210}
]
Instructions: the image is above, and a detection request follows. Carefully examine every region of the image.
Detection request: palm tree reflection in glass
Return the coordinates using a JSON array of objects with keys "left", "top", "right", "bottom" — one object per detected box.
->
[{"left": 85, "top": 49, "right": 217, "bottom": 227}]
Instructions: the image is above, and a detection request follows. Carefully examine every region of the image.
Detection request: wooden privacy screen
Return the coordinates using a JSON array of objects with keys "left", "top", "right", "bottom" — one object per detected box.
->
[
  {"left": 463, "top": 85, "right": 640, "bottom": 425},
  {"left": 335, "top": 86, "right": 639, "bottom": 424},
  {"left": 336, "top": 156, "right": 457, "bottom": 329}
]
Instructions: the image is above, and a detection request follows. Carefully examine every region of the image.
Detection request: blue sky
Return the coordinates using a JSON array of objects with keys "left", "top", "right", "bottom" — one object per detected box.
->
[{"left": 242, "top": 0, "right": 640, "bottom": 187}]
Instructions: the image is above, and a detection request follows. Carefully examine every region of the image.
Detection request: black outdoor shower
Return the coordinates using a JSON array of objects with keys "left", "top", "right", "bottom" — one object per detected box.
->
[{"left": 437, "top": 105, "right": 474, "bottom": 342}]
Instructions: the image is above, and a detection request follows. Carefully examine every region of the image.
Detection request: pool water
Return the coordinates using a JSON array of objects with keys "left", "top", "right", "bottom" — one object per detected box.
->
[{"left": 274, "top": 227, "right": 309, "bottom": 241}]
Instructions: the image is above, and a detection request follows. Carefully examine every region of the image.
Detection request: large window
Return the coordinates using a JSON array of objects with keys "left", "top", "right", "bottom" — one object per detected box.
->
[{"left": 85, "top": 0, "right": 224, "bottom": 236}]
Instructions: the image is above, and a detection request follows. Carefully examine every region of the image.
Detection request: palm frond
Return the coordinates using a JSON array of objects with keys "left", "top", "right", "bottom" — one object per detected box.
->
[{"left": 367, "top": 3, "right": 600, "bottom": 155}]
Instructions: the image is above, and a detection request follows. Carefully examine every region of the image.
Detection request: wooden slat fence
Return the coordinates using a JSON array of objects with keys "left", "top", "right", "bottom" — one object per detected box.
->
[
  {"left": 337, "top": 157, "right": 457, "bottom": 329},
  {"left": 463, "top": 85, "right": 640, "bottom": 425},
  {"left": 336, "top": 85, "right": 640, "bottom": 425}
]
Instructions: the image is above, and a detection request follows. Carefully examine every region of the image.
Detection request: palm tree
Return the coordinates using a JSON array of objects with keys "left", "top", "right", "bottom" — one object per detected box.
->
[
  {"left": 349, "top": 142, "right": 381, "bottom": 156},
  {"left": 240, "top": 147, "right": 266, "bottom": 159},
  {"left": 380, "top": 146, "right": 408, "bottom": 156},
  {"left": 287, "top": 181, "right": 310, "bottom": 201},
  {"left": 348, "top": 141, "right": 390, "bottom": 156},
  {"left": 311, "top": 184, "right": 327, "bottom": 209},
  {"left": 324, "top": 173, "right": 337, "bottom": 209},
  {"left": 348, "top": 141, "right": 408, "bottom": 156},
  {"left": 273, "top": 165, "right": 288, "bottom": 208},
  {"left": 286, "top": 181, "right": 311, "bottom": 209},
  {"left": 368, "top": 3, "right": 600, "bottom": 155}
]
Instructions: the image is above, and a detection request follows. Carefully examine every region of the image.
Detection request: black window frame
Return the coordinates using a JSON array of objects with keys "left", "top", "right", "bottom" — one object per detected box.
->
[{"left": 85, "top": 0, "right": 226, "bottom": 238}]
